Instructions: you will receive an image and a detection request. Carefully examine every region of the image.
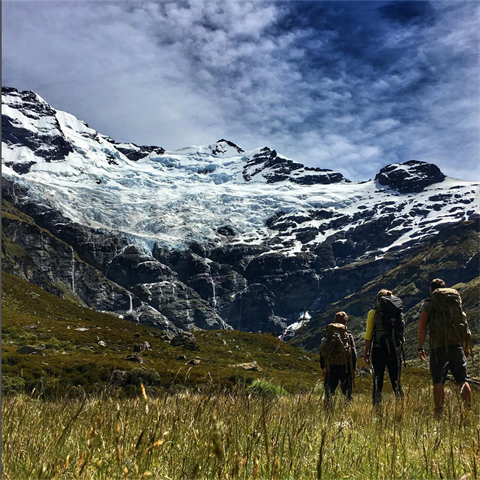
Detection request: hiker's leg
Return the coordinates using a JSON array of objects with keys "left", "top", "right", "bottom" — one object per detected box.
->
[
  {"left": 433, "top": 383, "right": 445, "bottom": 410},
  {"left": 324, "top": 372, "right": 331, "bottom": 405},
  {"left": 430, "top": 347, "right": 448, "bottom": 411},
  {"left": 458, "top": 382, "right": 471, "bottom": 408},
  {"left": 372, "top": 348, "right": 386, "bottom": 405},
  {"left": 324, "top": 370, "right": 339, "bottom": 406},
  {"left": 340, "top": 371, "right": 352, "bottom": 402},
  {"left": 329, "top": 369, "right": 340, "bottom": 396},
  {"left": 386, "top": 352, "right": 403, "bottom": 398},
  {"left": 449, "top": 347, "right": 470, "bottom": 407}
]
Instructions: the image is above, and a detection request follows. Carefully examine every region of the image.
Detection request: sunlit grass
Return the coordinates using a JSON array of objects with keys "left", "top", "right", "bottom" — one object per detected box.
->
[{"left": 2, "top": 386, "right": 478, "bottom": 480}]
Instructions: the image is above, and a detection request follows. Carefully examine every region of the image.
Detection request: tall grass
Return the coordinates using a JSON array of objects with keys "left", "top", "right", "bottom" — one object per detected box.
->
[{"left": 2, "top": 386, "right": 478, "bottom": 479}]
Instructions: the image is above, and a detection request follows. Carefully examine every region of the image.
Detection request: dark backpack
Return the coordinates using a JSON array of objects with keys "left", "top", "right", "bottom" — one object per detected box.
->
[
  {"left": 374, "top": 295, "right": 404, "bottom": 351},
  {"left": 429, "top": 288, "right": 469, "bottom": 349},
  {"left": 320, "top": 323, "right": 352, "bottom": 371}
]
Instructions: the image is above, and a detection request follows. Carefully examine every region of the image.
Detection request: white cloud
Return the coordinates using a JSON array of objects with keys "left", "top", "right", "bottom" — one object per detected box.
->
[{"left": 2, "top": 0, "right": 479, "bottom": 181}]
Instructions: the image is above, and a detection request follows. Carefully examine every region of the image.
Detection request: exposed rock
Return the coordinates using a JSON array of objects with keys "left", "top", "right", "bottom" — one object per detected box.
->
[
  {"left": 176, "top": 355, "right": 187, "bottom": 361},
  {"left": 217, "top": 225, "right": 237, "bottom": 237},
  {"left": 105, "top": 245, "right": 176, "bottom": 288},
  {"left": 125, "top": 354, "right": 145, "bottom": 363},
  {"left": 133, "top": 341, "right": 151, "bottom": 352},
  {"left": 170, "top": 331, "right": 199, "bottom": 351},
  {"left": 16, "top": 346, "right": 43, "bottom": 355},
  {"left": 116, "top": 144, "right": 165, "bottom": 161},
  {"left": 242, "top": 147, "right": 349, "bottom": 185},
  {"left": 231, "top": 361, "right": 261, "bottom": 371},
  {"left": 186, "top": 358, "right": 201, "bottom": 365},
  {"left": 375, "top": 160, "right": 446, "bottom": 193}
]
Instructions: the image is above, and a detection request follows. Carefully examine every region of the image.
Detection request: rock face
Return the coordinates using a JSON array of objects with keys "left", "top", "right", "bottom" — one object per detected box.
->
[
  {"left": 292, "top": 219, "right": 480, "bottom": 353},
  {"left": 2, "top": 87, "right": 74, "bottom": 167},
  {"left": 375, "top": 160, "right": 446, "bottom": 193},
  {"left": 2, "top": 87, "right": 479, "bottom": 336},
  {"left": 170, "top": 332, "right": 200, "bottom": 351},
  {"left": 242, "top": 147, "right": 348, "bottom": 185}
]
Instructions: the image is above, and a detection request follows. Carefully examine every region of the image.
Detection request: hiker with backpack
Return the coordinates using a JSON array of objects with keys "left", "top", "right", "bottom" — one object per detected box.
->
[
  {"left": 320, "top": 311, "right": 357, "bottom": 405},
  {"left": 417, "top": 278, "right": 472, "bottom": 412},
  {"left": 364, "top": 289, "right": 405, "bottom": 405}
]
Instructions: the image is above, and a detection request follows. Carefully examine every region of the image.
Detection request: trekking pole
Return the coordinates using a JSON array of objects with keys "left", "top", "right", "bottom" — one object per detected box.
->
[{"left": 401, "top": 344, "right": 407, "bottom": 368}]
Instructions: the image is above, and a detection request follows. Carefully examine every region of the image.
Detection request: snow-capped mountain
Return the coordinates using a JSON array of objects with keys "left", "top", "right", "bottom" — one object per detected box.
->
[{"left": 2, "top": 87, "right": 479, "bottom": 334}]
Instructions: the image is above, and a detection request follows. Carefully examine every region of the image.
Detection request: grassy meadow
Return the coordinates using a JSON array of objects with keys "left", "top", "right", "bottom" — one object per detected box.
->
[
  {"left": 3, "top": 272, "right": 480, "bottom": 479},
  {"left": 2, "top": 385, "right": 479, "bottom": 480}
]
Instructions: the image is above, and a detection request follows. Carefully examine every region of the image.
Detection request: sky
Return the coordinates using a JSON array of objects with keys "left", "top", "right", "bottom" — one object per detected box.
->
[{"left": 2, "top": 0, "right": 480, "bottom": 181}]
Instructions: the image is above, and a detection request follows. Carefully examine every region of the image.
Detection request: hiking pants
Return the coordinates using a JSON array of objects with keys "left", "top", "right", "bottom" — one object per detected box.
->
[
  {"left": 324, "top": 365, "right": 353, "bottom": 404},
  {"left": 371, "top": 346, "right": 403, "bottom": 404}
]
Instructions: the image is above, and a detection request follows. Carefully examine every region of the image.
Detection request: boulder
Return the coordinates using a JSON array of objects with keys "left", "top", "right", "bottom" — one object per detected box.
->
[
  {"left": 231, "top": 361, "right": 261, "bottom": 371},
  {"left": 16, "top": 346, "right": 43, "bottom": 355},
  {"left": 125, "top": 354, "right": 145, "bottom": 363},
  {"left": 170, "top": 331, "right": 200, "bottom": 351},
  {"left": 186, "top": 358, "right": 201, "bottom": 365}
]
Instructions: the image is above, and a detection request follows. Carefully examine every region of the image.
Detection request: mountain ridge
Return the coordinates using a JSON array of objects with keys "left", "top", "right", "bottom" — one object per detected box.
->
[{"left": 2, "top": 86, "right": 479, "bottom": 335}]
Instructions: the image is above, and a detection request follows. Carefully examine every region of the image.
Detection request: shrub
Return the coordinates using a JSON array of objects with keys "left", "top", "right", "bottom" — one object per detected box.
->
[
  {"left": 126, "top": 367, "right": 162, "bottom": 386},
  {"left": 246, "top": 378, "right": 289, "bottom": 397},
  {"left": 2, "top": 375, "right": 26, "bottom": 395}
]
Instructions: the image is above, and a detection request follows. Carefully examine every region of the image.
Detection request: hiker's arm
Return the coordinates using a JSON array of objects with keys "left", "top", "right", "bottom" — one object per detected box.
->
[
  {"left": 364, "top": 310, "right": 375, "bottom": 362},
  {"left": 464, "top": 315, "right": 472, "bottom": 357},
  {"left": 350, "top": 335, "right": 357, "bottom": 370},
  {"left": 417, "top": 311, "right": 428, "bottom": 361},
  {"left": 319, "top": 352, "right": 325, "bottom": 369}
]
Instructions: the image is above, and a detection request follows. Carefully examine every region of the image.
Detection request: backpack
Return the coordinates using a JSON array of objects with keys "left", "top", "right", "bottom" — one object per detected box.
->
[
  {"left": 373, "top": 295, "right": 404, "bottom": 351},
  {"left": 320, "top": 323, "right": 352, "bottom": 371},
  {"left": 429, "top": 288, "right": 469, "bottom": 349}
]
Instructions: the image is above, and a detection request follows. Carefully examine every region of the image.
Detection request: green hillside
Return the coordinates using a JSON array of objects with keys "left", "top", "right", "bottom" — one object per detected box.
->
[{"left": 1, "top": 272, "right": 322, "bottom": 396}]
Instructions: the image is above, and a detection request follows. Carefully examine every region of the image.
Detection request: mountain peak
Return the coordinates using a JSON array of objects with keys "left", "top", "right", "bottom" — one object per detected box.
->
[
  {"left": 215, "top": 139, "right": 245, "bottom": 154},
  {"left": 175, "top": 140, "right": 245, "bottom": 157},
  {"left": 375, "top": 160, "right": 446, "bottom": 193}
]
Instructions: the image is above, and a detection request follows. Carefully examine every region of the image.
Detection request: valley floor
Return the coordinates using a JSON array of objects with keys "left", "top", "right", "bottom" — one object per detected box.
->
[{"left": 2, "top": 388, "right": 479, "bottom": 480}]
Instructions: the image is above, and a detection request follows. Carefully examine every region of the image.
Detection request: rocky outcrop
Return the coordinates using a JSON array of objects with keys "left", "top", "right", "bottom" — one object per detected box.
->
[
  {"left": 115, "top": 144, "right": 165, "bottom": 161},
  {"left": 242, "top": 147, "right": 348, "bottom": 185},
  {"left": 2, "top": 87, "right": 74, "bottom": 166},
  {"left": 170, "top": 331, "right": 199, "bottom": 351},
  {"left": 375, "top": 160, "right": 446, "bottom": 193}
]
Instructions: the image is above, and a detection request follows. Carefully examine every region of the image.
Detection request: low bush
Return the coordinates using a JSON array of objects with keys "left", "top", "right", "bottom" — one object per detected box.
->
[
  {"left": 1, "top": 376, "right": 26, "bottom": 395},
  {"left": 246, "top": 378, "right": 289, "bottom": 397}
]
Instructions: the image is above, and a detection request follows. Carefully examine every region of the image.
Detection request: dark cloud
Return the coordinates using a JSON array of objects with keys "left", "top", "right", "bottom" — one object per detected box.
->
[
  {"left": 1, "top": 1, "right": 479, "bottom": 181},
  {"left": 379, "top": 1, "right": 436, "bottom": 25}
]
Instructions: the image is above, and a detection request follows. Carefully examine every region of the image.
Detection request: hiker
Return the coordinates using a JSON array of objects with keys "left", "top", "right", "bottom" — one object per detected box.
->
[
  {"left": 418, "top": 278, "right": 472, "bottom": 412},
  {"left": 364, "top": 289, "right": 404, "bottom": 405},
  {"left": 320, "top": 311, "right": 357, "bottom": 405}
]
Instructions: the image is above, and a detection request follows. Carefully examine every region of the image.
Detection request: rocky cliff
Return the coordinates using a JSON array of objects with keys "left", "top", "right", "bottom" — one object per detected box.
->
[{"left": 2, "top": 86, "right": 479, "bottom": 335}]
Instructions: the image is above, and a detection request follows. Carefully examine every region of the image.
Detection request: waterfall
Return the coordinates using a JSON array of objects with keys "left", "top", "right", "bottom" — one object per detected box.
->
[
  {"left": 105, "top": 245, "right": 130, "bottom": 277},
  {"left": 71, "top": 246, "right": 75, "bottom": 292},
  {"left": 211, "top": 277, "right": 217, "bottom": 312},
  {"left": 128, "top": 293, "right": 133, "bottom": 313}
]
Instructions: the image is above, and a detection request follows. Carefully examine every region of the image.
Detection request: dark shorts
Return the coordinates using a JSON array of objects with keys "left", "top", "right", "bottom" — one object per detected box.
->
[{"left": 430, "top": 346, "right": 467, "bottom": 385}]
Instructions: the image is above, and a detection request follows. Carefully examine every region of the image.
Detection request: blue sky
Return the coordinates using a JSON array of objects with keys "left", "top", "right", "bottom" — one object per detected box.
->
[{"left": 2, "top": 1, "right": 479, "bottom": 181}]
